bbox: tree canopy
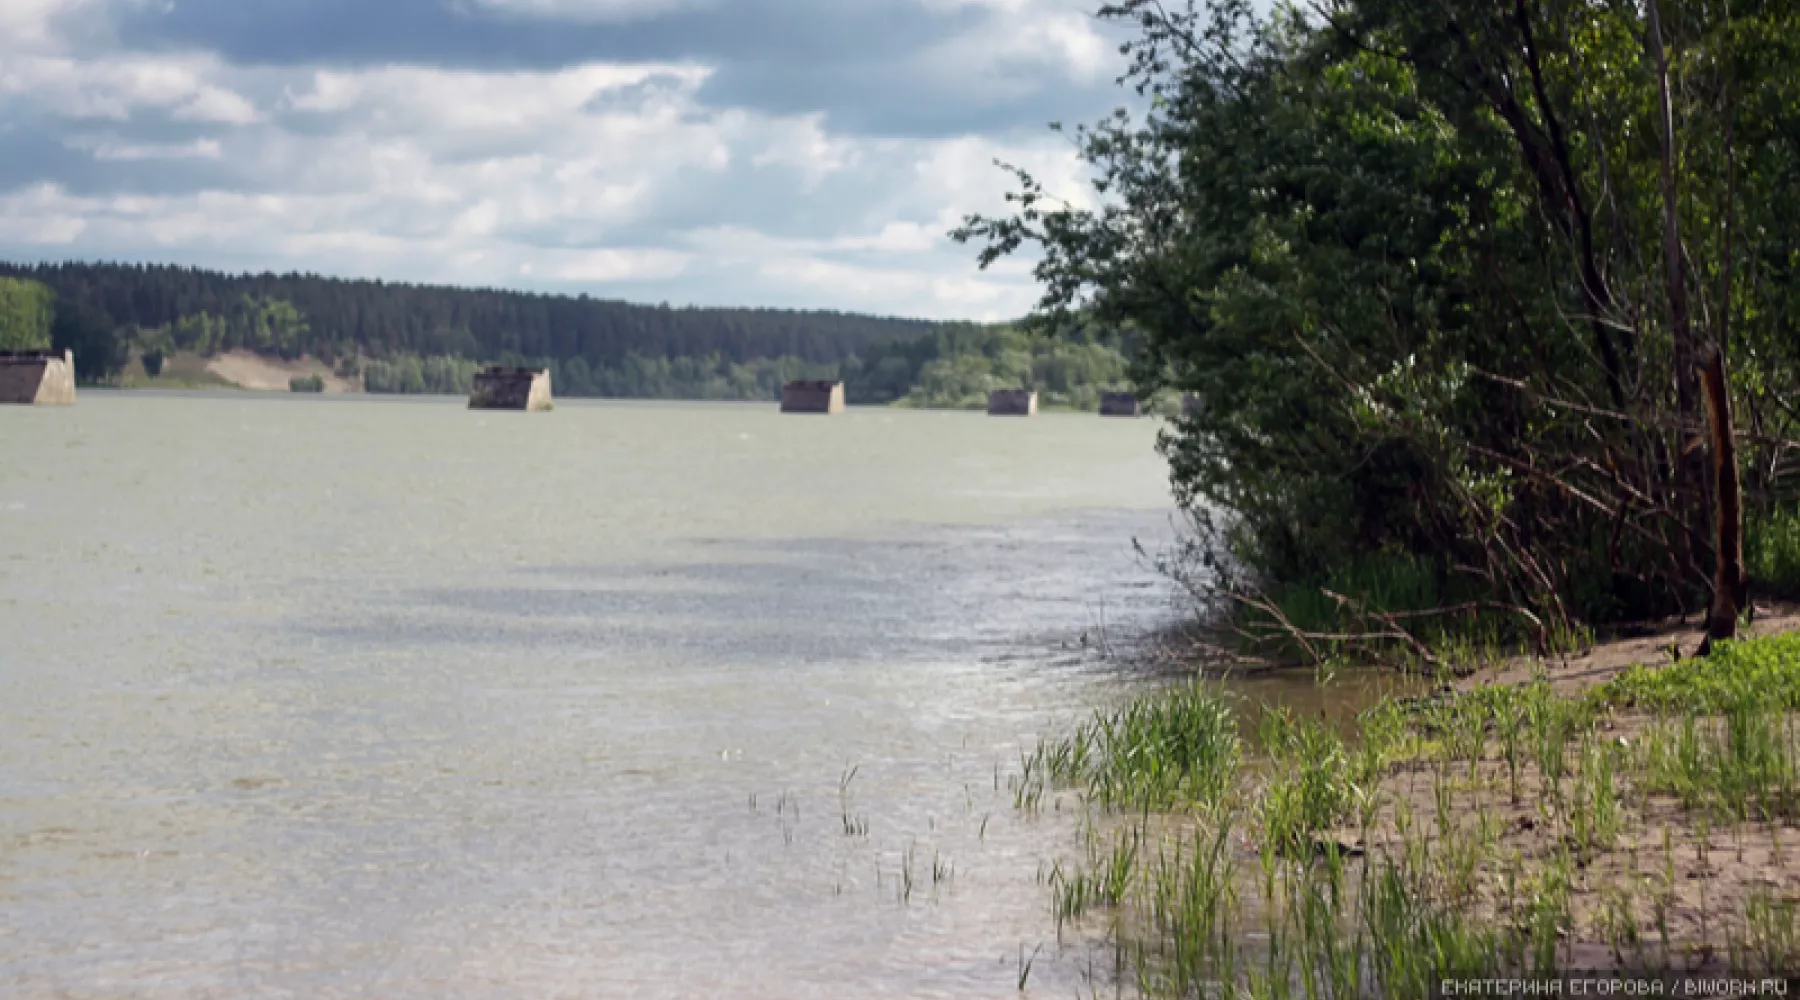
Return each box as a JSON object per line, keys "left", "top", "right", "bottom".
{"left": 50, "top": 300, "right": 126, "bottom": 383}
{"left": 957, "top": 0, "right": 1800, "bottom": 634}
{"left": 0, "top": 277, "right": 54, "bottom": 352}
{"left": 0, "top": 261, "right": 942, "bottom": 369}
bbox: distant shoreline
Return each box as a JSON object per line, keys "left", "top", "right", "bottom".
{"left": 98, "top": 348, "right": 1179, "bottom": 414}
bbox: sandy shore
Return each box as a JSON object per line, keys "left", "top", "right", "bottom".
{"left": 203, "top": 349, "right": 357, "bottom": 392}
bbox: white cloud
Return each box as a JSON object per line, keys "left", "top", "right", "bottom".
{"left": 754, "top": 253, "right": 1027, "bottom": 319}
{"left": 0, "top": 25, "right": 1091, "bottom": 319}
{"left": 282, "top": 62, "right": 707, "bottom": 131}
{"left": 0, "top": 0, "right": 95, "bottom": 52}
{"left": 914, "top": 0, "right": 1113, "bottom": 86}
{"left": 73, "top": 136, "right": 224, "bottom": 160}
{"left": 909, "top": 135, "right": 1097, "bottom": 213}
{"left": 0, "top": 54, "right": 262, "bottom": 123}
{"left": 750, "top": 115, "right": 860, "bottom": 188}
{"left": 550, "top": 248, "right": 692, "bottom": 281}
{"left": 0, "top": 183, "right": 88, "bottom": 243}
{"left": 838, "top": 221, "right": 940, "bottom": 254}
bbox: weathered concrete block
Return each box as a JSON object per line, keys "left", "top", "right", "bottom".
{"left": 987, "top": 389, "right": 1038, "bottom": 416}
{"left": 781, "top": 379, "right": 845, "bottom": 414}
{"left": 0, "top": 349, "right": 76, "bottom": 405}
{"left": 469, "top": 367, "right": 553, "bottom": 411}
{"left": 1098, "top": 391, "right": 1142, "bottom": 417}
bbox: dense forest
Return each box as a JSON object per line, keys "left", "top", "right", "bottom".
{"left": 0, "top": 262, "right": 1144, "bottom": 406}
{"left": 959, "top": 0, "right": 1800, "bottom": 644}
{"left": 0, "top": 261, "right": 938, "bottom": 367}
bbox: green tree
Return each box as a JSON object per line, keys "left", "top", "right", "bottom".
{"left": 955, "top": 0, "right": 1799, "bottom": 632}
{"left": 0, "top": 277, "right": 55, "bottom": 351}
{"left": 51, "top": 301, "right": 126, "bottom": 383}
{"left": 132, "top": 324, "right": 176, "bottom": 376}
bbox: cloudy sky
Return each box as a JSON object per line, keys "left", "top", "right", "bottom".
{"left": 0, "top": 0, "right": 1137, "bottom": 320}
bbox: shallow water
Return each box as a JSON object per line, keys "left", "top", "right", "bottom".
{"left": 2, "top": 392, "right": 1192, "bottom": 999}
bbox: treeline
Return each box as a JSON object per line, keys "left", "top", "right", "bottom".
{"left": 0, "top": 263, "right": 1150, "bottom": 408}
{"left": 845, "top": 323, "right": 1138, "bottom": 410}
{"left": 362, "top": 327, "right": 1141, "bottom": 405}
{"left": 358, "top": 352, "right": 840, "bottom": 399}
{"left": 0, "top": 261, "right": 939, "bottom": 367}
{"left": 959, "top": 0, "right": 1800, "bottom": 639}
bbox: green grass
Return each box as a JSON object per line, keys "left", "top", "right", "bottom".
{"left": 1592, "top": 632, "right": 1800, "bottom": 715}
{"left": 1027, "top": 630, "right": 1800, "bottom": 996}
{"left": 1021, "top": 678, "right": 1243, "bottom": 812}
{"left": 1255, "top": 707, "right": 1355, "bottom": 852}
{"left": 1635, "top": 694, "right": 1800, "bottom": 823}
{"left": 1735, "top": 887, "right": 1800, "bottom": 975}
{"left": 115, "top": 370, "right": 240, "bottom": 390}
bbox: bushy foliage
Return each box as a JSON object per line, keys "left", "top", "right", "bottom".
{"left": 853, "top": 323, "right": 1135, "bottom": 410}
{"left": 957, "top": 0, "right": 1800, "bottom": 628}
{"left": 50, "top": 300, "right": 125, "bottom": 383}
{"left": 0, "top": 277, "right": 54, "bottom": 351}
{"left": 1747, "top": 504, "right": 1800, "bottom": 598}
{"left": 360, "top": 355, "right": 483, "bottom": 395}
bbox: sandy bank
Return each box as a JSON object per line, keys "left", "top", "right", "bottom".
{"left": 1460, "top": 599, "right": 1800, "bottom": 696}
{"left": 203, "top": 350, "right": 357, "bottom": 392}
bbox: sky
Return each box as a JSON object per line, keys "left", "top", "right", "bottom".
{"left": 0, "top": 0, "right": 1138, "bottom": 321}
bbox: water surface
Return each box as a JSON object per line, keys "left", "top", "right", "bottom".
{"left": 1, "top": 393, "right": 1184, "bottom": 999}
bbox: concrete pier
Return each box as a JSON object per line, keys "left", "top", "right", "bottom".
{"left": 987, "top": 389, "right": 1037, "bottom": 416}
{"left": 780, "top": 380, "right": 845, "bottom": 414}
{"left": 0, "top": 349, "right": 76, "bottom": 405}
{"left": 1098, "top": 391, "right": 1142, "bottom": 417}
{"left": 469, "top": 367, "right": 553, "bottom": 410}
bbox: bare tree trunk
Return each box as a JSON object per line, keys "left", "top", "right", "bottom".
{"left": 1645, "top": 0, "right": 1711, "bottom": 594}
{"left": 1699, "top": 8, "right": 1746, "bottom": 654}
{"left": 1699, "top": 344, "right": 1745, "bottom": 652}
{"left": 1720, "top": 0, "right": 1744, "bottom": 624}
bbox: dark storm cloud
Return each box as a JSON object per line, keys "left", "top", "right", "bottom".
{"left": 110, "top": 0, "right": 981, "bottom": 71}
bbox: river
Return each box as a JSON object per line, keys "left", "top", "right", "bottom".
{"left": 1, "top": 392, "right": 1184, "bottom": 999}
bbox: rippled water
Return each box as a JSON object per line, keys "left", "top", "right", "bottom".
{"left": 1, "top": 392, "right": 1186, "bottom": 999}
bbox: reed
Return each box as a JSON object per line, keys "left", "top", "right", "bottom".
{"left": 838, "top": 764, "right": 870, "bottom": 837}
{"left": 1017, "top": 630, "right": 1800, "bottom": 997}
{"left": 1022, "top": 679, "right": 1242, "bottom": 813}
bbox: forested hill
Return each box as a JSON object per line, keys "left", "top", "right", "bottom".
{"left": 0, "top": 260, "right": 941, "bottom": 366}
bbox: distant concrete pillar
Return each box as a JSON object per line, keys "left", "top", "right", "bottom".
{"left": 469, "top": 367, "right": 553, "bottom": 410}
{"left": 1098, "top": 391, "right": 1142, "bottom": 417}
{"left": 0, "top": 349, "right": 76, "bottom": 405}
{"left": 987, "top": 389, "right": 1038, "bottom": 416}
{"left": 780, "top": 380, "right": 845, "bottom": 413}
